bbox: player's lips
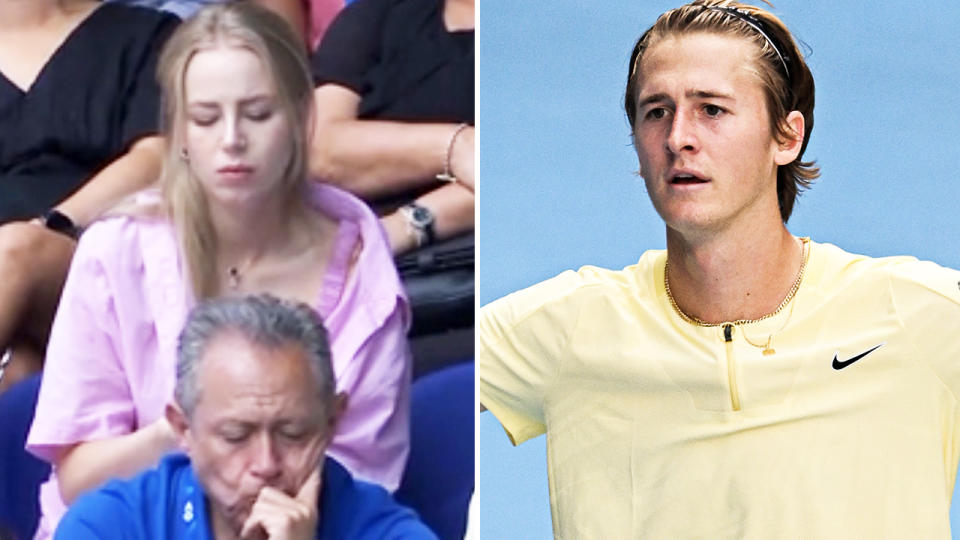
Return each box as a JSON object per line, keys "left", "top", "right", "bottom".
{"left": 668, "top": 168, "right": 710, "bottom": 186}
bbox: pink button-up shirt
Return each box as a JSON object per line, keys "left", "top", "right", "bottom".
{"left": 27, "top": 184, "right": 411, "bottom": 538}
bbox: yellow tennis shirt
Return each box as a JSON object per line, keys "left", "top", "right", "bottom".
{"left": 479, "top": 241, "right": 960, "bottom": 539}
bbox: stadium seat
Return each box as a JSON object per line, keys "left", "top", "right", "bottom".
{"left": 0, "top": 374, "right": 49, "bottom": 539}
{"left": 396, "top": 360, "right": 474, "bottom": 540}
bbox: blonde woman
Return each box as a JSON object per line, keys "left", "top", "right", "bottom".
{"left": 27, "top": 4, "right": 410, "bottom": 537}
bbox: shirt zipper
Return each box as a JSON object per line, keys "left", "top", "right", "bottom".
{"left": 723, "top": 324, "right": 741, "bottom": 411}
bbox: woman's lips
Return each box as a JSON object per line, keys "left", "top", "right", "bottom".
{"left": 216, "top": 165, "right": 254, "bottom": 181}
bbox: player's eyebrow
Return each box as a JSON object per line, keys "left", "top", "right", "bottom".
{"left": 636, "top": 89, "right": 735, "bottom": 109}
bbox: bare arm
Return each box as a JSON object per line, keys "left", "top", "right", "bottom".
{"left": 380, "top": 181, "right": 474, "bottom": 255}
{"left": 55, "top": 136, "right": 164, "bottom": 228}
{"left": 54, "top": 417, "right": 178, "bottom": 505}
{"left": 310, "top": 84, "right": 474, "bottom": 199}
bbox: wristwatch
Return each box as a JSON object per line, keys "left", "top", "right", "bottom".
{"left": 400, "top": 202, "right": 436, "bottom": 248}
{"left": 39, "top": 209, "right": 81, "bottom": 240}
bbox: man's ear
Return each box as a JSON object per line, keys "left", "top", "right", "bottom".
{"left": 774, "top": 110, "right": 805, "bottom": 166}
{"left": 165, "top": 402, "right": 190, "bottom": 451}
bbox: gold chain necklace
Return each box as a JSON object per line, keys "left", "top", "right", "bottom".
{"left": 664, "top": 237, "right": 810, "bottom": 351}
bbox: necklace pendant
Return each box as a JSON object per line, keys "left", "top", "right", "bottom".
{"left": 227, "top": 267, "right": 240, "bottom": 289}
{"left": 762, "top": 347, "right": 776, "bottom": 356}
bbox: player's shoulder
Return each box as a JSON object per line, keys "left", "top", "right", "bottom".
{"left": 484, "top": 250, "right": 663, "bottom": 323}
{"left": 814, "top": 241, "right": 960, "bottom": 306}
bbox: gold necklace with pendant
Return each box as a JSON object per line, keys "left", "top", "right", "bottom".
{"left": 664, "top": 237, "right": 810, "bottom": 355}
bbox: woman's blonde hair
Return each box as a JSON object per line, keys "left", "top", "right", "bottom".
{"left": 155, "top": 2, "right": 315, "bottom": 299}
{"left": 625, "top": 0, "right": 819, "bottom": 222}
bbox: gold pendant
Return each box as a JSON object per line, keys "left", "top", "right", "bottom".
{"left": 761, "top": 335, "right": 775, "bottom": 356}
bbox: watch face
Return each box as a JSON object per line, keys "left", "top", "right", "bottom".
{"left": 410, "top": 206, "right": 434, "bottom": 227}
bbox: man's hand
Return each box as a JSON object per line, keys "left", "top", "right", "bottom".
{"left": 240, "top": 469, "right": 321, "bottom": 540}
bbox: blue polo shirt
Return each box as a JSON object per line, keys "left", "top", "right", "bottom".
{"left": 55, "top": 454, "right": 436, "bottom": 539}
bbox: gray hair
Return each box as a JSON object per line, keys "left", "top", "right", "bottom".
{"left": 175, "top": 294, "right": 335, "bottom": 418}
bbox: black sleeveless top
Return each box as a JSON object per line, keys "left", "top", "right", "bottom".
{"left": 0, "top": 4, "right": 178, "bottom": 223}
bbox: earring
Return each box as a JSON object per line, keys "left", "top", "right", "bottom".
{"left": 179, "top": 147, "right": 189, "bottom": 162}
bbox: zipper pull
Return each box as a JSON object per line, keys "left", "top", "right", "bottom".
{"left": 723, "top": 324, "right": 733, "bottom": 342}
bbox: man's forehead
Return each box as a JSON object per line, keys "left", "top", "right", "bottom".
{"left": 202, "top": 331, "right": 305, "bottom": 362}
{"left": 636, "top": 32, "right": 760, "bottom": 95}
{"left": 195, "top": 333, "right": 316, "bottom": 401}
{"left": 642, "top": 31, "right": 758, "bottom": 64}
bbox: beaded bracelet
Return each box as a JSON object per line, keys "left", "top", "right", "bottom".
{"left": 436, "top": 123, "right": 469, "bottom": 183}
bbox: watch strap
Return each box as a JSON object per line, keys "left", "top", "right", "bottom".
{"left": 40, "top": 209, "right": 81, "bottom": 240}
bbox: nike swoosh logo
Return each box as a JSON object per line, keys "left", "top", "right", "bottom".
{"left": 832, "top": 342, "right": 885, "bottom": 370}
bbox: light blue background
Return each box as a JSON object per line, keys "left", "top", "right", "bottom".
{"left": 476, "top": 2, "right": 960, "bottom": 538}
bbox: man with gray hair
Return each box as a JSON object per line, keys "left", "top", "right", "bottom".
{"left": 55, "top": 294, "right": 435, "bottom": 539}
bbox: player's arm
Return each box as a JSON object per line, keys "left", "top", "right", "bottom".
{"left": 477, "top": 271, "right": 588, "bottom": 444}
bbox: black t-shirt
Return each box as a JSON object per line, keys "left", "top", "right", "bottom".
{"left": 312, "top": 0, "right": 475, "bottom": 338}
{"left": 311, "top": 0, "right": 474, "bottom": 125}
{"left": 0, "top": 4, "right": 178, "bottom": 223}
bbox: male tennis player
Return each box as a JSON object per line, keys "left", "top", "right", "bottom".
{"left": 479, "top": 1, "right": 960, "bottom": 537}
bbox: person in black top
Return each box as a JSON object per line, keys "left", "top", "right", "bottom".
{"left": 310, "top": 0, "right": 474, "bottom": 363}
{"left": 310, "top": 0, "right": 474, "bottom": 256}
{"left": 0, "top": 0, "right": 177, "bottom": 392}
